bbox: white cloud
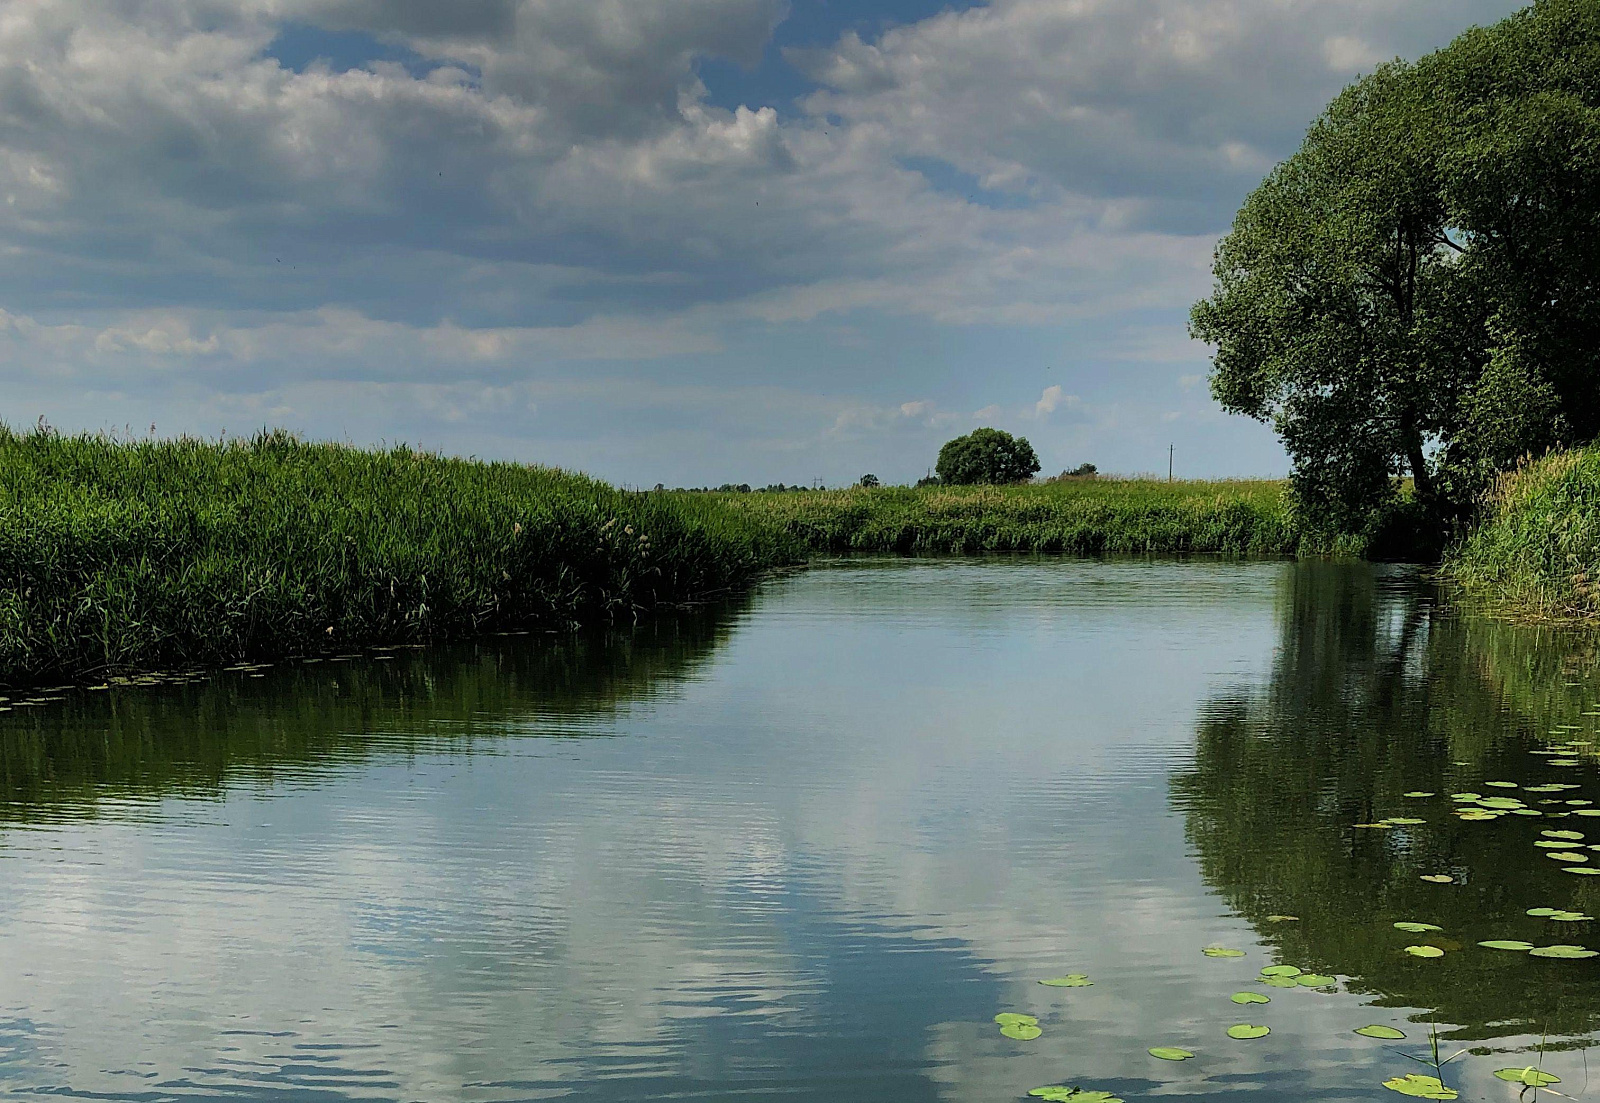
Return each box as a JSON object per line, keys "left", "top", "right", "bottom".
{"left": 1034, "top": 384, "right": 1081, "bottom": 418}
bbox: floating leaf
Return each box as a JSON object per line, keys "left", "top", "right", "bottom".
{"left": 1383, "top": 1074, "right": 1458, "bottom": 1099}
{"left": 1404, "top": 945, "right": 1444, "bottom": 958}
{"left": 1226, "top": 1024, "right": 1270, "bottom": 1039}
{"left": 1000, "top": 1021, "right": 1042, "bottom": 1040}
{"left": 1148, "top": 1047, "right": 1194, "bottom": 1061}
{"left": 1261, "top": 975, "right": 1301, "bottom": 988}
{"left": 1478, "top": 940, "right": 1535, "bottom": 951}
{"left": 1543, "top": 830, "right": 1586, "bottom": 840}
{"left": 1029, "top": 1088, "right": 1124, "bottom": 1102}
{"left": 1551, "top": 760, "right": 1582, "bottom": 767}
{"left": 1403, "top": 792, "right": 1435, "bottom": 798}
{"left": 1202, "top": 946, "right": 1246, "bottom": 958}
{"left": 1393, "top": 922, "right": 1442, "bottom": 933}
{"left": 1528, "top": 908, "right": 1560, "bottom": 916}
{"left": 1575, "top": 809, "right": 1600, "bottom": 817}
{"left": 1457, "top": 811, "right": 1499, "bottom": 821}
{"left": 1493, "top": 1068, "right": 1562, "bottom": 1087}
{"left": 1450, "top": 793, "right": 1482, "bottom": 801}
{"left": 1355, "top": 1025, "right": 1407, "bottom": 1040}
{"left": 1536, "top": 841, "right": 1577, "bottom": 848}
{"left": 1383, "top": 817, "right": 1427, "bottom": 826}
{"left": 1297, "top": 973, "right": 1337, "bottom": 987}
{"left": 1040, "top": 975, "right": 1093, "bottom": 987}
{"left": 1529, "top": 944, "right": 1600, "bottom": 958}
{"left": 1549, "top": 912, "right": 1593, "bottom": 922}
{"left": 1513, "top": 809, "right": 1546, "bottom": 817}
{"left": 1230, "top": 991, "right": 1270, "bottom": 1005}
{"left": 1548, "top": 852, "right": 1588, "bottom": 862}
{"left": 1485, "top": 781, "right": 1520, "bottom": 788}
{"left": 1260, "top": 965, "right": 1302, "bottom": 977}
{"left": 1420, "top": 875, "right": 1455, "bottom": 884}
{"left": 1265, "top": 915, "right": 1299, "bottom": 923}
{"left": 1564, "top": 867, "right": 1600, "bottom": 876}
{"left": 1480, "top": 797, "right": 1526, "bottom": 810}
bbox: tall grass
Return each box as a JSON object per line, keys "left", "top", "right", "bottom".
{"left": 0, "top": 427, "right": 799, "bottom": 685}
{"left": 714, "top": 479, "right": 1296, "bottom": 555}
{"left": 1449, "top": 448, "right": 1600, "bottom": 620}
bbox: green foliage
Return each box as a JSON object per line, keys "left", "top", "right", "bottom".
{"left": 1450, "top": 447, "right": 1600, "bottom": 619}
{"left": 0, "top": 426, "right": 799, "bottom": 685}
{"left": 715, "top": 479, "right": 1298, "bottom": 556}
{"left": 1193, "top": 0, "right": 1600, "bottom": 536}
{"left": 934, "top": 428, "right": 1040, "bottom": 486}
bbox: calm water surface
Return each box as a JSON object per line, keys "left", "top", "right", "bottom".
{"left": 2, "top": 559, "right": 1599, "bottom": 1102}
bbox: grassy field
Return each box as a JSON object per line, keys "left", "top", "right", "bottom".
{"left": 1449, "top": 448, "right": 1600, "bottom": 620}
{"left": 712, "top": 479, "right": 1297, "bottom": 555}
{"left": 0, "top": 428, "right": 799, "bottom": 686}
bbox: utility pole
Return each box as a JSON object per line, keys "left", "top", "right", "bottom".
{"left": 1168, "top": 444, "right": 1174, "bottom": 483}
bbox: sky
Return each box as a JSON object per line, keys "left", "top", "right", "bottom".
{"left": 0, "top": 0, "right": 1527, "bottom": 486}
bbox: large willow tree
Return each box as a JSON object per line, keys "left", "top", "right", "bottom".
{"left": 1192, "top": 0, "right": 1600, "bottom": 535}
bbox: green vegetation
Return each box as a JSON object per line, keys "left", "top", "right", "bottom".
{"left": 934, "top": 427, "right": 1041, "bottom": 485}
{"left": 1193, "top": 0, "right": 1600, "bottom": 541}
{"left": 1450, "top": 448, "right": 1600, "bottom": 620}
{"left": 717, "top": 479, "right": 1297, "bottom": 555}
{"left": 0, "top": 427, "right": 798, "bottom": 686}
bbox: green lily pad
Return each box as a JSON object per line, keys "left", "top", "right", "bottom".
{"left": 1513, "top": 809, "right": 1546, "bottom": 817}
{"left": 1478, "top": 940, "right": 1535, "bottom": 950}
{"left": 1548, "top": 852, "right": 1588, "bottom": 862}
{"left": 1265, "top": 915, "right": 1299, "bottom": 922}
{"left": 1528, "top": 907, "right": 1561, "bottom": 916}
{"left": 1577, "top": 809, "right": 1600, "bottom": 816}
{"left": 1543, "top": 830, "right": 1586, "bottom": 840}
{"left": 1226, "top": 1023, "right": 1270, "bottom": 1039}
{"left": 1148, "top": 1047, "right": 1194, "bottom": 1061}
{"left": 1404, "top": 945, "right": 1444, "bottom": 958}
{"left": 1260, "top": 965, "right": 1302, "bottom": 977}
{"left": 1202, "top": 946, "right": 1246, "bottom": 958}
{"left": 1383, "top": 817, "right": 1426, "bottom": 826}
{"left": 1297, "top": 973, "right": 1337, "bottom": 987}
{"left": 1420, "top": 875, "right": 1455, "bottom": 884}
{"left": 1230, "top": 991, "right": 1271, "bottom": 1004}
{"left": 1261, "top": 975, "right": 1300, "bottom": 988}
{"left": 1383, "top": 1073, "right": 1457, "bottom": 1099}
{"left": 1450, "top": 793, "right": 1482, "bottom": 801}
{"left": 1029, "top": 1088, "right": 1124, "bottom": 1103}
{"left": 1494, "top": 1068, "right": 1562, "bottom": 1087}
{"left": 1479, "top": 797, "right": 1526, "bottom": 809}
{"left": 1536, "top": 840, "right": 1578, "bottom": 848}
{"left": 1039, "top": 975, "right": 1093, "bottom": 987}
{"left": 1484, "top": 781, "right": 1520, "bottom": 788}
{"left": 1549, "top": 911, "right": 1593, "bottom": 921}
{"left": 1403, "top": 792, "right": 1435, "bottom": 798}
{"left": 1355, "top": 1024, "right": 1407, "bottom": 1039}
{"left": 1551, "top": 759, "right": 1582, "bottom": 766}
{"left": 1529, "top": 944, "right": 1599, "bottom": 958}
{"left": 1457, "top": 811, "right": 1499, "bottom": 821}
{"left": 1565, "top": 867, "right": 1600, "bottom": 875}
{"left": 1393, "top": 922, "right": 1442, "bottom": 933}
{"left": 996, "top": 1012, "right": 1041, "bottom": 1038}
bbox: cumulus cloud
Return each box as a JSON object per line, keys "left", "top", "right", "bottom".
{"left": 0, "top": 0, "right": 1526, "bottom": 481}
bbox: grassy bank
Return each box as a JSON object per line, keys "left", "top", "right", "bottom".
{"left": 1449, "top": 448, "right": 1600, "bottom": 621}
{"left": 0, "top": 428, "right": 798, "bottom": 686}
{"left": 713, "top": 479, "right": 1297, "bottom": 555}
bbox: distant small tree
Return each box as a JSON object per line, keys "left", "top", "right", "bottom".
{"left": 914, "top": 474, "right": 940, "bottom": 488}
{"left": 1070, "top": 463, "right": 1097, "bottom": 477}
{"left": 935, "top": 428, "right": 1040, "bottom": 485}
{"left": 859, "top": 473, "right": 880, "bottom": 488}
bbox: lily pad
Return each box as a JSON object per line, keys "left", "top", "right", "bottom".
{"left": 1261, "top": 975, "right": 1301, "bottom": 988}
{"left": 1355, "top": 1025, "right": 1407, "bottom": 1040}
{"left": 1548, "top": 852, "right": 1588, "bottom": 862}
{"left": 1420, "top": 875, "right": 1455, "bottom": 884}
{"left": 1528, "top": 907, "right": 1561, "bottom": 916}
{"left": 1549, "top": 911, "right": 1593, "bottom": 922}
{"left": 1202, "top": 946, "right": 1246, "bottom": 958}
{"left": 1230, "top": 991, "right": 1270, "bottom": 1005}
{"left": 1564, "top": 867, "right": 1600, "bottom": 875}
{"left": 1493, "top": 1068, "right": 1562, "bottom": 1087}
{"left": 1383, "top": 817, "right": 1426, "bottom": 826}
{"left": 1383, "top": 1074, "right": 1457, "bottom": 1099}
{"left": 1226, "top": 1023, "right": 1270, "bottom": 1039}
{"left": 1543, "top": 830, "right": 1586, "bottom": 840}
{"left": 1576, "top": 809, "right": 1600, "bottom": 817}
{"left": 1529, "top": 944, "right": 1600, "bottom": 958}
{"left": 996, "top": 1012, "right": 1042, "bottom": 1039}
{"left": 1040, "top": 975, "right": 1093, "bottom": 987}
{"left": 1393, "top": 922, "right": 1442, "bottom": 933}
{"left": 1478, "top": 940, "right": 1535, "bottom": 951}
{"left": 1484, "top": 781, "right": 1520, "bottom": 788}
{"left": 1297, "top": 973, "right": 1337, "bottom": 987}
{"left": 1480, "top": 797, "right": 1526, "bottom": 809}
{"left": 1265, "top": 915, "right": 1299, "bottom": 923}
{"left": 1403, "top": 792, "right": 1435, "bottom": 798}
{"left": 1148, "top": 1047, "right": 1194, "bottom": 1061}
{"left": 1260, "top": 965, "right": 1302, "bottom": 977}
{"left": 1450, "top": 793, "right": 1482, "bottom": 801}
{"left": 1457, "top": 811, "right": 1499, "bottom": 821}
{"left": 1404, "top": 945, "right": 1444, "bottom": 958}
{"left": 1029, "top": 1089, "right": 1123, "bottom": 1103}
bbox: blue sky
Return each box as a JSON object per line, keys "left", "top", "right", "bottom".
{"left": 0, "top": 0, "right": 1525, "bottom": 485}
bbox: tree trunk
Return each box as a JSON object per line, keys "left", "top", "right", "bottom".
{"left": 1400, "top": 414, "right": 1433, "bottom": 501}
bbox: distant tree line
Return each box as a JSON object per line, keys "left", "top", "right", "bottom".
{"left": 1192, "top": 0, "right": 1600, "bottom": 542}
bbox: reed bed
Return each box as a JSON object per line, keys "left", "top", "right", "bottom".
{"left": 713, "top": 480, "right": 1296, "bottom": 555}
{"left": 0, "top": 428, "right": 799, "bottom": 685}
{"left": 1449, "top": 448, "right": 1600, "bottom": 621}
